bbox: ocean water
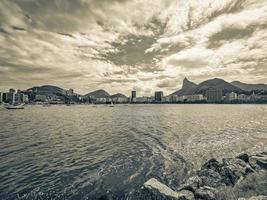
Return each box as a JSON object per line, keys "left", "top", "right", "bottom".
{"left": 0, "top": 104, "right": 266, "bottom": 199}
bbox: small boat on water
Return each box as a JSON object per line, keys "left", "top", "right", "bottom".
{"left": 109, "top": 102, "right": 114, "bottom": 107}
{"left": 4, "top": 103, "right": 25, "bottom": 110}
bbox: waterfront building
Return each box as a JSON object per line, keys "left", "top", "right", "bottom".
{"left": 251, "top": 91, "right": 257, "bottom": 101}
{"left": 6, "top": 91, "right": 15, "bottom": 104}
{"left": 131, "top": 91, "right": 136, "bottom": 98}
{"left": 131, "top": 91, "right": 136, "bottom": 102}
{"left": 154, "top": 91, "right": 163, "bottom": 103}
{"left": 9, "top": 88, "right": 15, "bottom": 93}
{"left": 147, "top": 97, "right": 154, "bottom": 103}
{"left": 186, "top": 94, "right": 205, "bottom": 102}
{"left": 2, "top": 93, "right": 8, "bottom": 103}
{"left": 226, "top": 92, "right": 238, "bottom": 101}
{"left": 0, "top": 92, "right": 3, "bottom": 103}
{"left": 95, "top": 97, "right": 108, "bottom": 104}
{"left": 35, "top": 94, "right": 47, "bottom": 102}
{"left": 237, "top": 94, "right": 250, "bottom": 102}
{"left": 132, "top": 97, "right": 148, "bottom": 103}
{"left": 171, "top": 95, "right": 185, "bottom": 103}
{"left": 258, "top": 95, "right": 267, "bottom": 101}
{"left": 205, "top": 88, "right": 222, "bottom": 102}
{"left": 22, "top": 94, "right": 29, "bottom": 103}
{"left": 14, "top": 93, "right": 21, "bottom": 104}
{"left": 67, "top": 89, "right": 74, "bottom": 96}
{"left": 111, "top": 97, "right": 128, "bottom": 103}
{"left": 162, "top": 96, "right": 171, "bottom": 103}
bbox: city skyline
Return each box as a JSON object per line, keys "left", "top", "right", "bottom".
{"left": 1, "top": 0, "right": 267, "bottom": 96}
{"left": 1, "top": 76, "right": 267, "bottom": 97}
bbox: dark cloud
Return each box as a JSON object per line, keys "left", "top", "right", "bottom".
{"left": 97, "top": 34, "right": 156, "bottom": 66}
{"left": 206, "top": 0, "right": 246, "bottom": 22}
{"left": 101, "top": 78, "right": 137, "bottom": 84}
{"left": 157, "top": 78, "right": 179, "bottom": 89}
{"left": 0, "top": 0, "right": 266, "bottom": 94}
{"left": 207, "top": 26, "right": 263, "bottom": 49}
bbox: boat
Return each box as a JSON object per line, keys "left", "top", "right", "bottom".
{"left": 109, "top": 102, "right": 114, "bottom": 107}
{"left": 4, "top": 103, "right": 25, "bottom": 110}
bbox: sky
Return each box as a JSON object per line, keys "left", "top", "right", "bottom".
{"left": 0, "top": 0, "right": 267, "bottom": 96}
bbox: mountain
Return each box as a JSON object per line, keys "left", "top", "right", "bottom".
{"left": 27, "top": 85, "right": 65, "bottom": 94}
{"left": 193, "top": 78, "right": 242, "bottom": 94}
{"left": 172, "top": 77, "right": 197, "bottom": 96}
{"left": 110, "top": 93, "right": 127, "bottom": 98}
{"left": 182, "top": 77, "right": 197, "bottom": 90}
{"left": 231, "top": 81, "right": 267, "bottom": 91}
{"left": 85, "top": 89, "right": 110, "bottom": 98}
{"left": 172, "top": 78, "right": 242, "bottom": 96}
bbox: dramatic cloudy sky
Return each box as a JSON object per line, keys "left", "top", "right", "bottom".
{"left": 0, "top": 0, "right": 267, "bottom": 95}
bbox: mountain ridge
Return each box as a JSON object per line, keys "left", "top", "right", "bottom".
{"left": 172, "top": 78, "right": 243, "bottom": 96}
{"left": 110, "top": 93, "right": 127, "bottom": 98}
{"left": 231, "top": 81, "right": 267, "bottom": 91}
{"left": 85, "top": 89, "right": 110, "bottom": 98}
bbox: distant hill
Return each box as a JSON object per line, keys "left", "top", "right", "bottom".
{"left": 27, "top": 85, "right": 65, "bottom": 94}
{"left": 231, "top": 81, "right": 267, "bottom": 91}
{"left": 110, "top": 93, "right": 127, "bottom": 98}
{"left": 85, "top": 89, "right": 110, "bottom": 98}
{"left": 172, "top": 78, "right": 242, "bottom": 96}
{"left": 194, "top": 78, "right": 242, "bottom": 94}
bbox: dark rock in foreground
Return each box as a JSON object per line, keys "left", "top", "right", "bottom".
{"left": 136, "top": 152, "right": 267, "bottom": 200}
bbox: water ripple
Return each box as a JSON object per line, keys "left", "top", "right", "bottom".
{"left": 0, "top": 104, "right": 266, "bottom": 199}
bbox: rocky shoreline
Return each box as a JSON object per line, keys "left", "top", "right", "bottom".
{"left": 134, "top": 152, "right": 267, "bottom": 200}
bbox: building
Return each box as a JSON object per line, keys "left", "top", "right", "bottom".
{"left": 2, "top": 93, "right": 8, "bottom": 103}
{"left": 22, "top": 94, "right": 29, "bottom": 103}
{"left": 147, "top": 96, "right": 154, "bottom": 103}
{"left": 66, "top": 89, "right": 74, "bottom": 96}
{"left": 9, "top": 88, "right": 15, "bottom": 93}
{"left": 186, "top": 94, "right": 205, "bottom": 102}
{"left": 0, "top": 92, "right": 3, "bottom": 103}
{"left": 132, "top": 97, "right": 148, "bottom": 103}
{"left": 237, "top": 94, "right": 250, "bottom": 102}
{"left": 131, "top": 91, "right": 136, "bottom": 102}
{"left": 226, "top": 92, "right": 238, "bottom": 101}
{"left": 95, "top": 97, "right": 108, "bottom": 104}
{"left": 35, "top": 94, "right": 47, "bottom": 102}
{"left": 161, "top": 96, "right": 171, "bottom": 103}
{"left": 6, "top": 91, "right": 15, "bottom": 104}
{"left": 154, "top": 91, "right": 163, "bottom": 103}
{"left": 111, "top": 97, "right": 128, "bottom": 103}
{"left": 171, "top": 95, "right": 185, "bottom": 103}
{"left": 205, "top": 88, "right": 222, "bottom": 102}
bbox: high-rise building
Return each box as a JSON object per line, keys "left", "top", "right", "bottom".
{"left": 155, "top": 91, "right": 163, "bottom": 103}
{"left": 67, "top": 89, "right": 74, "bottom": 96}
{"left": 131, "top": 91, "right": 136, "bottom": 99}
{"left": 9, "top": 88, "right": 15, "bottom": 93}
{"left": 226, "top": 92, "right": 238, "bottom": 102}
{"left": 205, "top": 88, "right": 222, "bottom": 102}
{"left": 0, "top": 92, "right": 3, "bottom": 103}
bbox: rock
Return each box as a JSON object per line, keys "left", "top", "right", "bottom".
{"left": 177, "top": 190, "right": 195, "bottom": 200}
{"left": 194, "top": 186, "right": 217, "bottom": 200}
{"left": 141, "top": 178, "right": 195, "bottom": 200}
{"left": 238, "top": 195, "right": 267, "bottom": 200}
{"left": 237, "top": 153, "right": 250, "bottom": 163}
{"left": 197, "top": 169, "right": 225, "bottom": 188}
{"left": 178, "top": 176, "right": 203, "bottom": 192}
{"left": 219, "top": 158, "right": 254, "bottom": 185}
{"left": 249, "top": 153, "right": 267, "bottom": 170}
{"left": 201, "top": 158, "right": 221, "bottom": 171}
